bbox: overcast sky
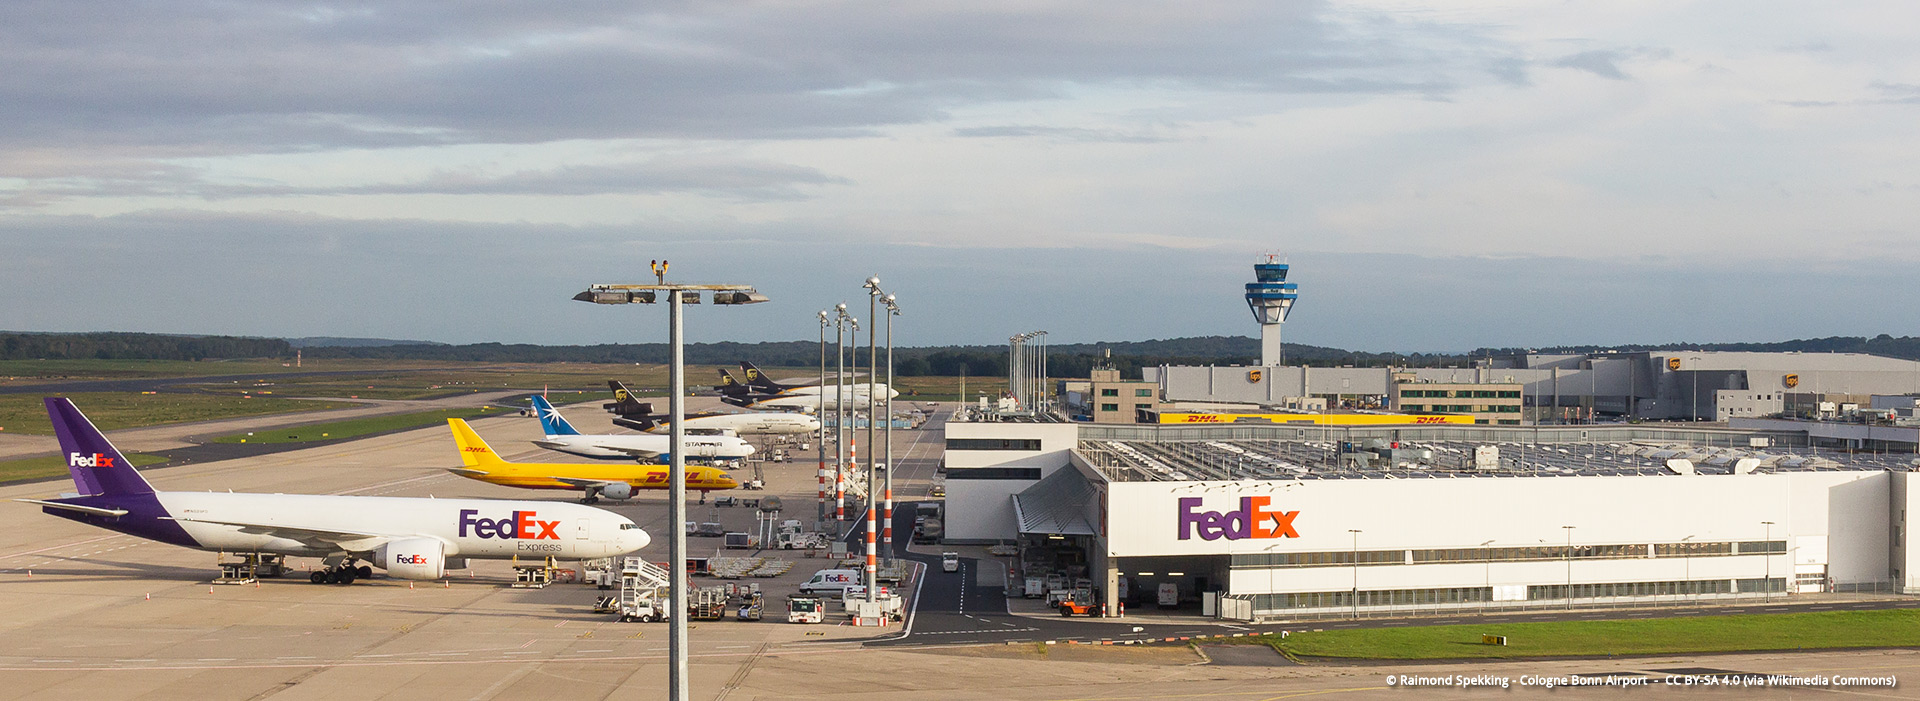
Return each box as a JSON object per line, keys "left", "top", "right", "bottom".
{"left": 2, "top": 1, "right": 1916, "bottom": 352}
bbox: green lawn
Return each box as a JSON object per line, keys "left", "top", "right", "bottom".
{"left": 0, "top": 358, "right": 301, "bottom": 384}
{"left": 1261, "top": 609, "right": 1920, "bottom": 659}
{"left": 0, "top": 393, "right": 351, "bottom": 435}
{"left": 0, "top": 452, "right": 171, "bottom": 484}
{"left": 211, "top": 406, "right": 510, "bottom": 444}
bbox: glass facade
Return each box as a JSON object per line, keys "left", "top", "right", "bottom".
{"left": 1230, "top": 540, "right": 1785, "bottom": 569}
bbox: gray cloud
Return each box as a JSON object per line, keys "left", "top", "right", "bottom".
{"left": 0, "top": 158, "right": 846, "bottom": 206}
{"left": 952, "top": 125, "right": 1182, "bottom": 143}
{"left": 1551, "top": 50, "right": 1631, "bottom": 80}
{"left": 1871, "top": 82, "right": 1920, "bottom": 104}
{"left": 0, "top": 1, "right": 1509, "bottom": 157}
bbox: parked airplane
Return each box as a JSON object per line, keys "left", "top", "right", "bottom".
{"left": 16, "top": 398, "right": 649, "bottom": 585}
{"left": 604, "top": 381, "right": 821, "bottom": 436}
{"left": 530, "top": 395, "right": 754, "bottom": 461}
{"left": 740, "top": 361, "right": 898, "bottom": 400}
{"left": 447, "top": 419, "right": 738, "bottom": 503}
{"left": 715, "top": 364, "right": 895, "bottom": 411}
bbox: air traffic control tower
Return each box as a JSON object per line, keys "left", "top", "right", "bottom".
{"left": 1245, "top": 256, "right": 1298, "bottom": 366}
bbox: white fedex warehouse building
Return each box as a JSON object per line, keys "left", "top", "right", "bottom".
{"left": 943, "top": 420, "right": 1920, "bottom": 619}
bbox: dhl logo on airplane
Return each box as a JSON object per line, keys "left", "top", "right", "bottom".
{"left": 1155, "top": 413, "right": 1473, "bottom": 426}
{"left": 639, "top": 473, "right": 722, "bottom": 485}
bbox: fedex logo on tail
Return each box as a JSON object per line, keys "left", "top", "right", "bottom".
{"left": 1176, "top": 497, "right": 1299, "bottom": 541}
{"left": 68, "top": 452, "right": 116, "bottom": 468}
{"left": 458, "top": 509, "right": 560, "bottom": 540}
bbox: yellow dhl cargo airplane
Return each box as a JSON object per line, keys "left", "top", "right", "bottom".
{"left": 446, "top": 419, "right": 739, "bottom": 504}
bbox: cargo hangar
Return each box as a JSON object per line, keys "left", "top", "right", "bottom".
{"left": 940, "top": 259, "right": 1920, "bottom": 621}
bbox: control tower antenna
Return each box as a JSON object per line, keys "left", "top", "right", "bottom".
{"left": 1245, "top": 253, "right": 1298, "bottom": 367}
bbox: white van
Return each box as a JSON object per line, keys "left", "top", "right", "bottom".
{"left": 799, "top": 569, "right": 861, "bottom": 595}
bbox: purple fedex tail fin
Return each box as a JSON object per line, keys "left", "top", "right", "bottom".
{"left": 45, "top": 397, "right": 155, "bottom": 496}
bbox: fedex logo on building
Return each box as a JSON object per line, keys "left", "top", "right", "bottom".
{"left": 458, "top": 509, "right": 560, "bottom": 540}
{"left": 1177, "top": 497, "right": 1299, "bottom": 541}
{"left": 68, "top": 452, "right": 116, "bottom": 468}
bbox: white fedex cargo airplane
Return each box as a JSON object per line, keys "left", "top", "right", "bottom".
{"left": 18, "top": 398, "right": 650, "bottom": 584}
{"left": 529, "top": 396, "right": 755, "bottom": 460}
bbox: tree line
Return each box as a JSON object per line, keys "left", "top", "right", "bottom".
{"left": 9, "top": 331, "right": 1920, "bottom": 378}
{"left": 0, "top": 332, "right": 291, "bottom": 361}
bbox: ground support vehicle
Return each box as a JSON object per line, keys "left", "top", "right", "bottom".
{"left": 214, "top": 552, "right": 288, "bottom": 584}
{"left": 690, "top": 587, "right": 729, "bottom": 621}
{"left": 615, "top": 557, "right": 675, "bottom": 622}
{"left": 787, "top": 596, "right": 824, "bottom": 624}
{"left": 1058, "top": 596, "right": 1099, "bottom": 617}
{"left": 942, "top": 552, "right": 960, "bottom": 573}
{"left": 581, "top": 558, "right": 617, "bottom": 589}
{"left": 736, "top": 592, "right": 764, "bottom": 621}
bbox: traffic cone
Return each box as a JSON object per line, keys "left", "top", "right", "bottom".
{"left": 443, "top": 580, "right": 450, "bottom": 588}
{"left": 409, "top": 582, "right": 415, "bottom": 590}
{"left": 144, "top": 592, "right": 150, "bottom": 601}
{"left": 208, "top": 587, "right": 214, "bottom": 595}
{"left": 25, "top": 570, "right": 30, "bottom": 577}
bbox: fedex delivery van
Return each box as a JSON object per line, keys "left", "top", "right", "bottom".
{"left": 799, "top": 569, "right": 861, "bottom": 595}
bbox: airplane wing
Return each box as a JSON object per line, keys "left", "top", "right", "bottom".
{"left": 595, "top": 444, "right": 663, "bottom": 459}
{"left": 550, "top": 476, "right": 614, "bottom": 489}
{"left": 163, "top": 516, "right": 391, "bottom": 551}
{"left": 13, "top": 499, "right": 129, "bottom": 517}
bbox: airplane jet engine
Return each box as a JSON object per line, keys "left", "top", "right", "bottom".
{"left": 599, "top": 482, "right": 634, "bottom": 500}
{"left": 378, "top": 537, "right": 448, "bottom": 580}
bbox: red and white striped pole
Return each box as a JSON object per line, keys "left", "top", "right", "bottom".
{"left": 881, "top": 475, "right": 893, "bottom": 556}
{"left": 838, "top": 433, "right": 853, "bottom": 523}
{"left": 864, "top": 476, "right": 878, "bottom": 597}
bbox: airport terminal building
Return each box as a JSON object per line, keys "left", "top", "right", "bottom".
{"left": 944, "top": 419, "right": 1920, "bottom": 620}
{"left": 1154, "top": 351, "right": 1920, "bottom": 423}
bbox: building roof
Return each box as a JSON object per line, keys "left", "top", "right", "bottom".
{"left": 1010, "top": 468, "right": 1099, "bottom": 536}
{"left": 1078, "top": 438, "right": 1917, "bottom": 483}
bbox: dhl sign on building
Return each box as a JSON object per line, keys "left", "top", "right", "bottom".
{"left": 1149, "top": 412, "right": 1473, "bottom": 426}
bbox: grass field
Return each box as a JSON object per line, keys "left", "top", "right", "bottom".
{"left": 0, "top": 393, "right": 351, "bottom": 435}
{"left": 210, "top": 406, "right": 510, "bottom": 444}
{"left": 187, "top": 361, "right": 735, "bottom": 400}
{"left": 0, "top": 452, "right": 171, "bottom": 484}
{"left": 1260, "top": 609, "right": 1920, "bottom": 660}
{"left": 0, "top": 359, "right": 303, "bottom": 385}
{"left": 889, "top": 375, "right": 1008, "bottom": 402}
